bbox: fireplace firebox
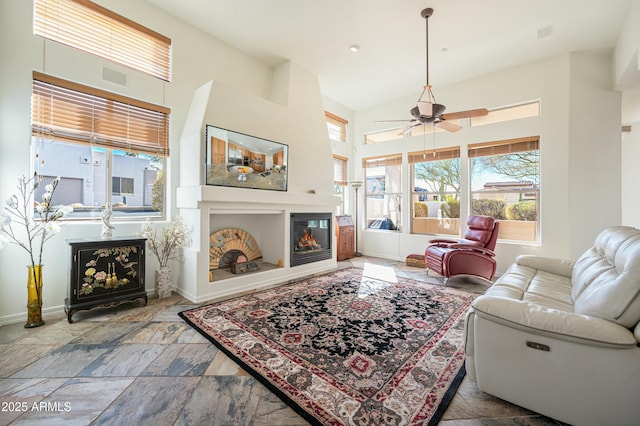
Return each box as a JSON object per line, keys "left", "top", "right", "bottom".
{"left": 290, "top": 213, "right": 332, "bottom": 266}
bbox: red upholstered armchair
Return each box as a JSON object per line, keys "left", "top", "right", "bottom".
{"left": 425, "top": 215, "right": 500, "bottom": 281}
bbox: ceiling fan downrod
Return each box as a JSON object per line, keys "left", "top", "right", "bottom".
{"left": 422, "top": 7, "right": 433, "bottom": 88}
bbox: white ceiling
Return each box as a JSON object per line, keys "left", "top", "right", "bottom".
{"left": 147, "top": 0, "right": 633, "bottom": 111}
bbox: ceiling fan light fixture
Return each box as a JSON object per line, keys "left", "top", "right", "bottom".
{"left": 417, "top": 101, "right": 433, "bottom": 117}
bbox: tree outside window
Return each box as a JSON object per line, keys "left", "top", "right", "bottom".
{"left": 410, "top": 148, "right": 461, "bottom": 236}
{"left": 469, "top": 137, "right": 540, "bottom": 242}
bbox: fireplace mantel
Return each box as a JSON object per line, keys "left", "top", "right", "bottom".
{"left": 177, "top": 185, "right": 338, "bottom": 209}
{"left": 176, "top": 185, "right": 339, "bottom": 303}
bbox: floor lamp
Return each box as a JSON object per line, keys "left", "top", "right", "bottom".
{"left": 350, "top": 181, "right": 363, "bottom": 257}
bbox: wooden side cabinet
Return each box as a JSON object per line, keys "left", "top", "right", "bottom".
{"left": 65, "top": 237, "right": 147, "bottom": 323}
{"left": 336, "top": 215, "right": 355, "bottom": 261}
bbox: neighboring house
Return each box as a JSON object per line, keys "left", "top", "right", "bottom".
{"left": 478, "top": 181, "right": 539, "bottom": 203}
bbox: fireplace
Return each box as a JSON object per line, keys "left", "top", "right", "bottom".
{"left": 290, "top": 212, "right": 332, "bottom": 266}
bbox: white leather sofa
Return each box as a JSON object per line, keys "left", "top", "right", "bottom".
{"left": 465, "top": 226, "right": 640, "bottom": 426}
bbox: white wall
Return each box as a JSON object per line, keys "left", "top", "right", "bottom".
{"left": 568, "top": 53, "right": 622, "bottom": 258}
{"left": 352, "top": 52, "right": 622, "bottom": 270}
{"left": 618, "top": 1, "right": 640, "bottom": 230}
{"left": 0, "top": 0, "right": 277, "bottom": 323}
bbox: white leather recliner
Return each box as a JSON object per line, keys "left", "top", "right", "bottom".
{"left": 465, "top": 226, "right": 640, "bottom": 426}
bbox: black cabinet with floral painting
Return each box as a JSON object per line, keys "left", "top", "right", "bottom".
{"left": 65, "top": 237, "right": 147, "bottom": 323}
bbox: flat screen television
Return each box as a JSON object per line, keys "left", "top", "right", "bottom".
{"left": 205, "top": 125, "right": 288, "bottom": 192}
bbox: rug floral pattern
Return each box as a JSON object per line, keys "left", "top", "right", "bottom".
{"left": 180, "top": 267, "right": 475, "bottom": 425}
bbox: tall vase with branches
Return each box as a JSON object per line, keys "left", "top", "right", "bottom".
{"left": 0, "top": 174, "right": 72, "bottom": 327}
{"left": 139, "top": 216, "right": 190, "bottom": 298}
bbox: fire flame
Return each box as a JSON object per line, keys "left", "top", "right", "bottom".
{"left": 297, "top": 228, "right": 321, "bottom": 250}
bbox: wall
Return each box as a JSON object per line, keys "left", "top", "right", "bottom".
{"left": 0, "top": 0, "right": 276, "bottom": 324}
{"left": 618, "top": 1, "right": 640, "bottom": 229}
{"left": 568, "top": 53, "right": 622, "bottom": 258}
{"left": 351, "top": 52, "right": 621, "bottom": 270}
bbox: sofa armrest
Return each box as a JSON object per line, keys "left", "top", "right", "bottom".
{"left": 471, "top": 295, "right": 637, "bottom": 348}
{"left": 515, "top": 255, "right": 574, "bottom": 277}
{"left": 428, "top": 238, "right": 457, "bottom": 245}
{"left": 447, "top": 244, "right": 496, "bottom": 257}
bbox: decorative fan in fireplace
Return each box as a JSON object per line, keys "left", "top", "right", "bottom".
{"left": 209, "top": 228, "right": 262, "bottom": 270}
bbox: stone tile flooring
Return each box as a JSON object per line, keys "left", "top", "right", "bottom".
{"left": 0, "top": 257, "right": 566, "bottom": 425}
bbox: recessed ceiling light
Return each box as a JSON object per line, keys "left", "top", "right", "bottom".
{"left": 349, "top": 44, "right": 360, "bottom": 53}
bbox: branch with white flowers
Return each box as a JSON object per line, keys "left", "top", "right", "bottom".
{"left": 139, "top": 216, "right": 191, "bottom": 268}
{"left": 0, "top": 174, "right": 72, "bottom": 267}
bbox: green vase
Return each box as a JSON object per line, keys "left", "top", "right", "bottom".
{"left": 25, "top": 264, "right": 45, "bottom": 328}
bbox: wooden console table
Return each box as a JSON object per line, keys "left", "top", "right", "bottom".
{"left": 65, "top": 237, "right": 147, "bottom": 323}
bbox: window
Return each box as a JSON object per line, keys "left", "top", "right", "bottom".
{"left": 325, "top": 111, "right": 348, "bottom": 142}
{"left": 333, "top": 155, "right": 348, "bottom": 215}
{"left": 469, "top": 137, "right": 540, "bottom": 242}
{"left": 32, "top": 72, "right": 170, "bottom": 219}
{"left": 112, "top": 177, "right": 134, "bottom": 195}
{"left": 410, "top": 147, "right": 461, "bottom": 236}
{"left": 409, "top": 122, "right": 461, "bottom": 137}
{"left": 363, "top": 154, "right": 402, "bottom": 231}
{"left": 470, "top": 101, "right": 540, "bottom": 127}
{"left": 365, "top": 128, "right": 403, "bottom": 144}
{"left": 34, "top": 0, "right": 172, "bottom": 81}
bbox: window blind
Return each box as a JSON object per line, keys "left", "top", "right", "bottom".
{"left": 34, "top": 0, "right": 172, "bottom": 81}
{"left": 362, "top": 154, "right": 402, "bottom": 168}
{"left": 408, "top": 147, "right": 460, "bottom": 163}
{"left": 325, "top": 111, "right": 348, "bottom": 142}
{"left": 468, "top": 136, "right": 539, "bottom": 158}
{"left": 333, "top": 155, "right": 348, "bottom": 186}
{"left": 32, "top": 72, "right": 170, "bottom": 156}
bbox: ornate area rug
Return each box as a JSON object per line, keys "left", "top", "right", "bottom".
{"left": 179, "top": 267, "right": 475, "bottom": 425}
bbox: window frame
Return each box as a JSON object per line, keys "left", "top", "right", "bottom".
{"left": 362, "top": 154, "right": 403, "bottom": 232}
{"left": 469, "top": 136, "right": 540, "bottom": 243}
{"left": 31, "top": 72, "right": 169, "bottom": 221}
{"left": 409, "top": 147, "right": 461, "bottom": 236}
{"left": 325, "top": 111, "right": 348, "bottom": 142}
{"left": 469, "top": 101, "right": 540, "bottom": 127}
{"left": 112, "top": 176, "right": 134, "bottom": 196}
{"left": 333, "top": 154, "right": 348, "bottom": 215}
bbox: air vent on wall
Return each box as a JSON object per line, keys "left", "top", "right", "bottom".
{"left": 102, "top": 67, "right": 127, "bottom": 86}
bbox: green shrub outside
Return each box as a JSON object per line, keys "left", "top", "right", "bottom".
{"left": 414, "top": 202, "right": 428, "bottom": 217}
{"left": 441, "top": 200, "right": 460, "bottom": 218}
{"left": 471, "top": 199, "right": 507, "bottom": 220}
{"left": 507, "top": 200, "right": 537, "bottom": 221}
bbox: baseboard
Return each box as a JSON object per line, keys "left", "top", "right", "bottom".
{"left": 0, "top": 289, "right": 156, "bottom": 326}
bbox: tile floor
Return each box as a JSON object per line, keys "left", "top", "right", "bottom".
{"left": 0, "top": 257, "right": 565, "bottom": 425}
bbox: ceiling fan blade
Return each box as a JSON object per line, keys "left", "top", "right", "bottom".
{"left": 402, "top": 122, "right": 422, "bottom": 135}
{"left": 435, "top": 120, "right": 462, "bottom": 133}
{"left": 441, "top": 108, "right": 489, "bottom": 121}
{"left": 375, "top": 119, "right": 412, "bottom": 123}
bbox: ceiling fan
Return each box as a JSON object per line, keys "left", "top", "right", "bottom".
{"left": 377, "top": 7, "right": 488, "bottom": 134}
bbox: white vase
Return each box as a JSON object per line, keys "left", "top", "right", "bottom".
{"left": 155, "top": 266, "right": 173, "bottom": 299}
